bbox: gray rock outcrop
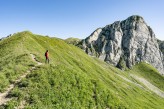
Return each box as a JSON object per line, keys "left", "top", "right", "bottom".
{"left": 158, "top": 40, "right": 164, "bottom": 69}
{"left": 158, "top": 40, "right": 164, "bottom": 55}
{"left": 0, "top": 37, "right": 5, "bottom": 41}
{"left": 81, "top": 15, "right": 164, "bottom": 74}
{"left": 0, "top": 34, "right": 12, "bottom": 41}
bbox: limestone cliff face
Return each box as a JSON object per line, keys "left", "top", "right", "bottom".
{"left": 158, "top": 40, "right": 164, "bottom": 55}
{"left": 158, "top": 40, "right": 164, "bottom": 69}
{"left": 81, "top": 15, "right": 164, "bottom": 74}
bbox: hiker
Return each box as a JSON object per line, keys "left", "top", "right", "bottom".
{"left": 45, "top": 50, "right": 49, "bottom": 64}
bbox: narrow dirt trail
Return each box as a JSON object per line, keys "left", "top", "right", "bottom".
{"left": 0, "top": 84, "right": 14, "bottom": 105}
{"left": 0, "top": 73, "right": 29, "bottom": 106}
{"left": 130, "top": 74, "right": 164, "bottom": 98}
{"left": 0, "top": 54, "right": 43, "bottom": 106}
{"left": 16, "top": 100, "right": 26, "bottom": 109}
{"left": 30, "top": 54, "right": 43, "bottom": 66}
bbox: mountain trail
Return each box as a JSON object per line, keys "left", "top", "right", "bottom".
{"left": 16, "top": 100, "right": 26, "bottom": 109}
{"left": 116, "top": 74, "right": 145, "bottom": 89}
{"left": 30, "top": 53, "right": 43, "bottom": 65}
{"left": 130, "top": 74, "right": 164, "bottom": 98}
{"left": 0, "top": 54, "right": 43, "bottom": 106}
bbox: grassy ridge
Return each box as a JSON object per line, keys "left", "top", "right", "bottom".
{"left": 0, "top": 32, "right": 35, "bottom": 92}
{"left": 65, "top": 37, "right": 81, "bottom": 45}
{"left": 0, "top": 31, "right": 164, "bottom": 108}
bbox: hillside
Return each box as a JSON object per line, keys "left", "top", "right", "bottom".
{"left": 0, "top": 31, "right": 164, "bottom": 109}
{"left": 65, "top": 37, "right": 81, "bottom": 45}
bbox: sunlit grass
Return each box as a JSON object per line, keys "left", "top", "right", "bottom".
{"left": 0, "top": 31, "right": 164, "bottom": 109}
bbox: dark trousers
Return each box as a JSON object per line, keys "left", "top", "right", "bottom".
{"left": 45, "top": 57, "right": 49, "bottom": 64}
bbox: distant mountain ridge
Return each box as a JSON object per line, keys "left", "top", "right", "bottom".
{"left": 80, "top": 15, "right": 164, "bottom": 74}
{"left": 65, "top": 37, "right": 81, "bottom": 45}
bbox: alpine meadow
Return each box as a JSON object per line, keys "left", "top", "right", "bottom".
{"left": 0, "top": 31, "right": 164, "bottom": 109}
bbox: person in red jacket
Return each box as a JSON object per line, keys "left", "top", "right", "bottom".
{"left": 45, "top": 50, "right": 49, "bottom": 64}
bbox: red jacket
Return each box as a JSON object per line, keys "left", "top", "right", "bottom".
{"left": 45, "top": 52, "right": 49, "bottom": 58}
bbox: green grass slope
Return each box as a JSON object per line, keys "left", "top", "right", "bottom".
{"left": 0, "top": 31, "right": 164, "bottom": 109}
{"left": 65, "top": 37, "right": 81, "bottom": 45}
{"left": 130, "top": 62, "right": 164, "bottom": 91}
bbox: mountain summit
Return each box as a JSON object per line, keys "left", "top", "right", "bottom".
{"left": 81, "top": 15, "right": 164, "bottom": 74}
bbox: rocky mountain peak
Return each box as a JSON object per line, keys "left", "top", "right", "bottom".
{"left": 126, "top": 15, "right": 144, "bottom": 22}
{"left": 80, "top": 15, "right": 164, "bottom": 74}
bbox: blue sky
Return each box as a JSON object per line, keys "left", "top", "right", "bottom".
{"left": 0, "top": 0, "right": 164, "bottom": 40}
